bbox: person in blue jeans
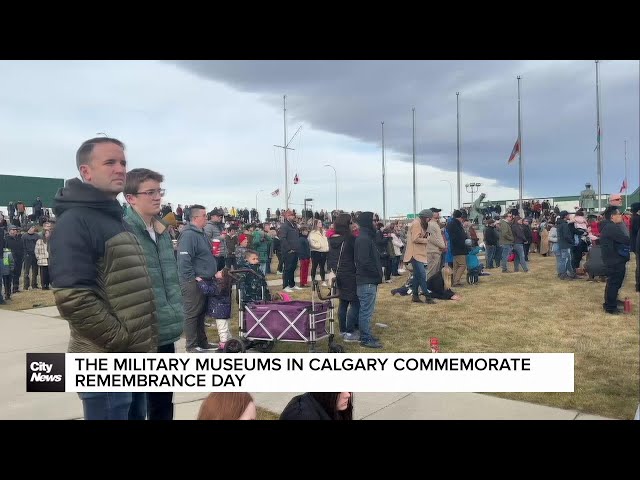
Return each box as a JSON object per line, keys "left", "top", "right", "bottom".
{"left": 78, "top": 392, "right": 147, "bottom": 420}
{"left": 353, "top": 212, "right": 383, "bottom": 349}
{"left": 327, "top": 214, "right": 360, "bottom": 338}
{"left": 511, "top": 217, "right": 529, "bottom": 273}
{"left": 498, "top": 213, "right": 515, "bottom": 272}
{"left": 555, "top": 211, "right": 576, "bottom": 280}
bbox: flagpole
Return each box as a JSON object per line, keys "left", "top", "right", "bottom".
{"left": 456, "top": 92, "right": 461, "bottom": 209}
{"left": 274, "top": 96, "right": 302, "bottom": 212}
{"left": 596, "top": 60, "right": 602, "bottom": 212}
{"left": 412, "top": 107, "right": 416, "bottom": 218}
{"left": 283, "top": 95, "right": 289, "bottom": 211}
{"left": 624, "top": 139, "right": 628, "bottom": 210}
{"left": 517, "top": 76, "right": 523, "bottom": 218}
{"left": 382, "top": 121, "right": 387, "bottom": 223}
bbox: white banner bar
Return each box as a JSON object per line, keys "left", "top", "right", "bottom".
{"left": 64, "top": 353, "right": 574, "bottom": 393}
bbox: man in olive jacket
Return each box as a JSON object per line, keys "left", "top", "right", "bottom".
{"left": 49, "top": 137, "right": 157, "bottom": 421}
{"left": 498, "top": 213, "right": 515, "bottom": 273}
{"left": 124, "top": 168, "right": 184, "bottom": 420}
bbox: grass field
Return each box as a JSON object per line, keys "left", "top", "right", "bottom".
{"left": 3, "top": 254, "right": 638, "bottom": 419}
{"left": 221, "top": 254, "right": 640, "bottom": 419}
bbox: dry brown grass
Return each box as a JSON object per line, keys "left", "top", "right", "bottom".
{"left": 0, "top": 287, "right": 56, "bottom": 311}
{"left": 4, "top": 255, "right": 637, "bottom": 419}
{"left": 217, "top": 254, "right": 639, "bottom": 419}
{"left": 257, "top": 406, "right": 280, "bottom": 420}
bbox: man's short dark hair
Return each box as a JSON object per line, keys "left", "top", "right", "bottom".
{"left": 124, "top": 168, "right": 164, "bottom": 196}
{"left": 76, "top": 137, "right": 125, "bottom": 170}
{"left": 244, "top": 249, "right": 258, "bottom": 259}
{"left": 189, "top": 204, "right": 207, "bottom": 218}
{"left": 603, "top": 206, "right": 620, "bottom": 220}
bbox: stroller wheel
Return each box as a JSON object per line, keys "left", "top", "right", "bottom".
{"left": 329, "top": 343, "right": 345, "bottom": 353}
{"left": 224, "top": 338, "right": 245, "bottom": 353}
{"left": 253, "top": 341, "right": 274, "bottom": 353}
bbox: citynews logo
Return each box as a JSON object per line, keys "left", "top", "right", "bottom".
{"left": 26, "top": 353, "right": 65, "bottom": 392}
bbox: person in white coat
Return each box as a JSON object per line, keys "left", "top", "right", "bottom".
{"left": 309, "top": 219, "right": 330, "bottom": 286}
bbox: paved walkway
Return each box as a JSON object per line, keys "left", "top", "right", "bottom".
{"left": 0, "top": 307, "right": 615, "bottom": 420}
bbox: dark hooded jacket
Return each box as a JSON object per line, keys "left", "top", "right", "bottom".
{"left": 630, "top": 202, "right": 640, "bottom": 252}
{"left": 327, "top": 234, "right": 358, "bottom": 302}
{"left": 599, "top": 218, "right": 630, "bottom": 268}
{"left": 49, "top": 178, "right": 157, "bottom": 354}
{"left": 353, "top": 212, "right": 383, "bottom": 285}
{"left": 279, "top": 393, "right": 333, "bottom": 420}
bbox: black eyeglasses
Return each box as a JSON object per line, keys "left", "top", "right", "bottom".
{"left": 133, "top": 189, "right": 165, "bottom": 198}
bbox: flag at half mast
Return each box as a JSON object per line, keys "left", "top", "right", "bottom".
{"left": 507, "top": 138, "right": 520, "bottom": 165}
{"left": 619, "top": 179, "right": 627, "bottom": 193}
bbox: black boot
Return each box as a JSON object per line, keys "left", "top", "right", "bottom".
{"left": 412, "top": 295, "right": 423, "bottom": 303}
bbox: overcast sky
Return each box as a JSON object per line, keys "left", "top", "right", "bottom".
{"left": 1, "top": 60, "right": 637, "bottom": 217}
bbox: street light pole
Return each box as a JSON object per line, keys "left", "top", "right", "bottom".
{"left": 440, "top": 180, "right": 453, "bottom": 215}
{"left": 324, "top": 164, "right": 338, "bottom": 212}
{"left": 465, "top": 182, "right": 481, "bottom": 204}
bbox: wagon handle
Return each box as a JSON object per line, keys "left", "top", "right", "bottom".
{"left": 313, "top": 279, "right": 341, "bottom": 300}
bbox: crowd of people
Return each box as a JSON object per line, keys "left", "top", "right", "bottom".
{"left": 481, "top": 198, "right": 640, "bottom": 314}
{"left": 2, "top": 135, "right": 639, "bottom": 421}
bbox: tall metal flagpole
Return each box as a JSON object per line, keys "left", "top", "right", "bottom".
{"left": 596, "top": 60, "right": 602, "bottom": 212}
{"left": 284, "top": 95, "right": 289, "bottom": 210}
{"left": 412, "top": 107, "right": 416, "bottom": 217}
{"left": 274, "top": 95, "right": 301, "bottom": 211}
{"left": 456, "top": 92, "right": 461, "bottom": 209}
{"left": 624, "top": 139, "right": 628, "bottom": 210}
{"left": 517, "top": 76, "right": 523, "bottom": 218}
{"left": 382, "top": 121, "right": 387, "bottom": 223}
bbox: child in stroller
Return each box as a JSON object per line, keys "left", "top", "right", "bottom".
{"left": 236, "top": 249, "right": 283, "bottom": 303}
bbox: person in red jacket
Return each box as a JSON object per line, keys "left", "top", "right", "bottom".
{"left": 590, "top": 215, "right": 602, "bottom": 244}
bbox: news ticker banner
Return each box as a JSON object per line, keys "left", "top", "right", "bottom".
{"left": 26, "top": 353, "right": 574, "bottom": 393}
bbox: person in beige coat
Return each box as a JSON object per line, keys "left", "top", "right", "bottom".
{"left": 403, "top": 209, "right": 435, "bottom": 304}
{"left": 309, "top": 219, "right": 330, "bottom": 286}
{"left": 539, "top": 226, "right": 550, "bottom": 256}
{"left": 425, "top": 208, "right": 446, "bottom": 279}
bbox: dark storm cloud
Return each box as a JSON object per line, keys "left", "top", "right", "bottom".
{"left": 171, "top": 60, "right": 639, "bottom": 197}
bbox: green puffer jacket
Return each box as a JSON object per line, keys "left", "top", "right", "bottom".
{"left": 252, "top": 230, "right": 272, "bottom": 263}
{"left": 49, "top": 178, "right": 157, "bottom": 354}
{"left": 124, "top": 209, "right": 184, "bottom": 346}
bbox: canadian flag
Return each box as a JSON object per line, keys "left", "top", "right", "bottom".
{"left": 271, "top": 188, "right": 280, "bottom": 197}
{"left": 507, "top": 138, "right": 520, "bottom": 165}
{"left": 619, "top": 179, "right": 627, "bottom": 193}
{"left": 293, "top": 173, "right": 300, "bottom": 184}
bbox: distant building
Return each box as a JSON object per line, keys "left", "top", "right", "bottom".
{"left": 464, "top": 187, "right": 639, "bottom": 214}
{"left": 0, "top": 174, "right": 64, "bottom": 213}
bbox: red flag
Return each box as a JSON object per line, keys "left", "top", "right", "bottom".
{"left": 619, "top": 179, "right": 627, "bottom": 193}
{"left": 293, "top": 173, "right": 300, "bottom": 184}
{"left": 507, "top": 138, "right": 520, "bottom": 165}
